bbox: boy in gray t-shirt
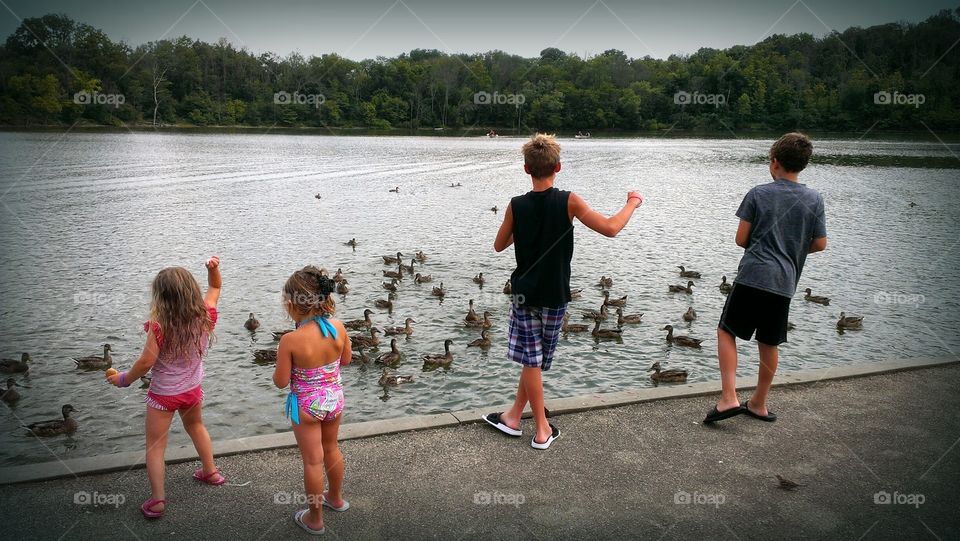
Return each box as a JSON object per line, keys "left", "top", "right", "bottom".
{"left": 704, "top": 133, "right": 827, "bottom": 425}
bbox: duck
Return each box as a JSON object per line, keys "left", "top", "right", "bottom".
{"left": 314, "top": 193, "right": 322, "bottom": 200}
{"left": 648, "top": 362, "right": 689, "bottom": 383}
{"left": 345, "top": 238, "right": 358, "bottom": 247}
{"left": 581, "top": 304, "right": 609, "bottom": 320}
{"left": 682, "top": 307, "right": 697, "bottom": 322}
{"left": 374, "top": 299, "right": 394, "bottom": 311}
{"left": 422, "top": 339, "right": 454, "bottom": 368}
{"left": 490, "top": 206, "right": 498, "bottom": 212}
{"left": 336, "top": 280, "right": 350, "bottom": 294}
{"left": 464, "top": 299, "right": 480, "bottom": 323}
{"left": 678, "top": 266, "right": 702, "bottom": 279}
{"left": 431, "top": 282, "right": 446, "bottom": 297}
{"left": 244, "top": 313, "right": 260, "bottom": 331}
{"left": 26, "top": 405, "right": 78, "bottom": 437}
{"left": 350, "top": 327, "right": 382, "bottom": 349}
{"left": 561, "top": 313, "right": 588, "bottom": 333}
{"left": 616, "top": 308, "right": 643, "bottom": 325}
{"left": 351, "top": 346, "right": 369, "bottom": 364}
{"left": 344, "top": 309, "right": 375, "bottom": 330}
{"left": 74, "top": 344, "right": 112, "bottom": 370}
{"left": 379, "top": 368, "right": 414, "bottom": 386}
{"left": 804, "top": 288, "right": 830, "bottom": 305}
{"left": 467, "top": 329, "right": 492, "bottom": 349}
{"left": 382, "top": 251, "right": 404, "bottom": 265}
{"left": 253, "top": 349, "right": 277, "bottom": 364}
{"left": 0, "top": 353, "right": 30, "bottom": 374}
{"left": 383, "top": 266, "right": 404, "bottom": 280}
{"left": 333, "top": 268, "right": 345, "bottom": 283}
{"left": 592, "top": 318, "right": 623, "bottom": 340}
{"left": 503, "top": 280, "right": 512, "bottom": 294}
{"left": 662, "top": 325, "right": 703, "bottom": 348}
{"left": 602, "top": 291, "right": 627, "bottom": 307}
{"left": 382, "top": 279, "right": 399, "bottom": 292}
{"left": 272, "top": 329, "right": 293, "bottom": 341}
{"left": 472, "top": 272, "right": 485, "bottom": 286}
{"left": 400, "top": 259, "right": 416, "bottom": 275}
{"left": 836, "top": 312, "right": 864, "bottom": 330}
{"left": 719, "top": 275, "right": 732, "bottom": 294}
{"left": 464, "top": 311, "right": 493, "bottom": 329}
{"left": 668, "top": 281, "right": 695, "bottom": 294}
{"left": 389, "top": 186, "right": 400, "bottom": 193}
{"left": 786, "top": 321, "right": 796, "bottom": 331}
{"left": 139, "top": 374, "right": 153, "bottom": 388}
{"left": 375, "top": 339, "right": 402, "bottom": 367}
{"left": 384, "top": 318, "right": 416, "bottom": 336}
{"left": 1, "top": 378, "right": 20, "bottom": 404}
{"left": 598, "top": 276, "right": 613, "bottom": 288}
{"left": 414, "top": 273, "right": 433, "bottom": 284}
{"left": 569, "top": 288, "right": 583, "bottom": 299}
{"left": 414, "top": 251, "right": 428, "bottom": 262}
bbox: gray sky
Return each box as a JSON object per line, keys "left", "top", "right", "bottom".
{"left": 0, "top": 0, "right": 954, "bottom": 59}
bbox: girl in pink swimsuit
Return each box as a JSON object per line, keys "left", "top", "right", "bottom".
{"left": 107, "top": 256, "right": 226, "bottom": 520}
{"left": 273, "top": 265, "right": 352, "bottom": 535}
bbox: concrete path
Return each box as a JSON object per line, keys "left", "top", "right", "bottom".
{"left": 1, "top": 364, "right": 958, "bottom": 540}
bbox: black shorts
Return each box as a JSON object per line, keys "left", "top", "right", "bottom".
{"left": 718, "top": 283, "right": 791, "bottom": 345}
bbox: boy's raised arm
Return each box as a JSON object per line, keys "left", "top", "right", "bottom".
{"left": 494, "top": 203, "right": 515, "bottom": 252}
{"left": 569, "top": 192, "right": 643, "bottom": 238}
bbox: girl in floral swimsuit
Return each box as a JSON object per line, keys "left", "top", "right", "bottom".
{"left": 273, "top": 265, "right": 352, "bottom": 535}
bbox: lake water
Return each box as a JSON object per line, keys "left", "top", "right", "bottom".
{"left": 0, "top": 131, "right": 957, "bottom": 467}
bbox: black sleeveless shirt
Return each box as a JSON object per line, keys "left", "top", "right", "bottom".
{"left": 509, "top": 187, "right": 573, "bottom": 308}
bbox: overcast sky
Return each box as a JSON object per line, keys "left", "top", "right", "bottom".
{"left": 0, "top": 0, "right": 954, "bottom": 60}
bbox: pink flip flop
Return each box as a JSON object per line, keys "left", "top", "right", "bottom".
{"left": 141, "top": 498, "right": 165, "bottom": 519}
{"left": 193, "top": 468, "right": 226, "bottom": 486}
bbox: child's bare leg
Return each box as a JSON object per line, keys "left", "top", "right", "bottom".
{"left": 179, "top": 403, "right": 221, "bottom": 482}
{"left": 292, "top": 414, "right": 325, "bottom": 530}
{"left": 748, "top": 342, "right": 779, "bottom": 415}
{"left": 320, "top": 415, "right": 345, "bottom": 507}
{"left": 500, "top": 375, "right": 527, "bottom": 429}
{"left": 145, "top": 406, "right": 175, "bottom": 511}
{"left": 716, "top": 328, "right": 741, "bottom": 411}
{"left": 520, "top": 366, "right": 550, "bottom": 443}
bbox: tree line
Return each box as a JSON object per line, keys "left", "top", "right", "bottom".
{"left": 1, "top": 9, "right": 958, "bottom": 133}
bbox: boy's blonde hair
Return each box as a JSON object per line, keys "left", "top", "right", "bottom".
{"left": 522, "top": 133, "right": 561, "bottom": 179}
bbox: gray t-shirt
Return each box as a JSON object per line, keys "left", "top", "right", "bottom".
{"left": 735, "top": 179, "right": 827, "bottom": 298}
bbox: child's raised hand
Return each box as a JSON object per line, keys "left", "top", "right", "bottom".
{"left": 205, "top": 256, "right": 220, "bottom": 270}
{"left": 627, "top": 191, "right": 644, "bottom": 206}
{"left": 105, "top": 370, "right": 128, "bottom": 387}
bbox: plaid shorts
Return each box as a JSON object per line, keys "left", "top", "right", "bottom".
{"left": 507, "top": 303, "right": 567, "bottom": 371}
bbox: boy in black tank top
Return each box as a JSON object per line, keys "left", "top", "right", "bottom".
{"left": 482, "top": 133, "right": 643, "bottom": 450}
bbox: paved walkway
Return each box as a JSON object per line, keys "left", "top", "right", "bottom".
{"left": 1, "top": 365, "right": 958, "bottom": 540}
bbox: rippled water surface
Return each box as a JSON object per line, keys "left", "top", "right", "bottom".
{"left": 0, "top": 132, "right": 957, "bottom": 466}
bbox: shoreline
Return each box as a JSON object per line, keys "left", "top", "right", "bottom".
{"left": 0, "top": 355, "right": 953, "bottom": 486}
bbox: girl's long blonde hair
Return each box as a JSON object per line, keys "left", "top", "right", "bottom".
{"left": 150, "top": 267, "right": 215, "bottom": 358}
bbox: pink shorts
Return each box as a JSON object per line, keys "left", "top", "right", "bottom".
{"left": 145, "top": 386, "right": 204, "bottom": 412}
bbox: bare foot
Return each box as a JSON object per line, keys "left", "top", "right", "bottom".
{"left": 745, "top": 398, "right": 768, "bottom": 417}
{"left": 499, "top": 411, "right": 521, "bottom": 431}
{"left": 323, "top": 491, "right": 346, "bottom": 509}
{"left": 533, "top": 425, "right": 553, "bottom": 444}
{"left": 202, "top": 469, "right": 225, "bottom": 484}
{"left": 302, "top": 510, "right": 324, "bottom": 531}
{"left": 146, "top": 499, "right": 165, "bottom": 513}
{"left": 715, "top": 398, "right": 741, "bottom": 413}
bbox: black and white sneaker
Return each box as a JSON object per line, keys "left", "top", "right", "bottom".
{"left": 530, "top": 424, "right": 560, "bottom": 450}
{"left": 482, "top": 412, "right": 522, "bottom": 437}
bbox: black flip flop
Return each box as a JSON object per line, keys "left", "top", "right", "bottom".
{"left": 744, "top": 400, "right": 777, "bottom": 422}
{"left": 482, "top": 412, "right": 522, "bottom": 436}
{"left": 703, "top": 404, "right": 746, "bottom": 424}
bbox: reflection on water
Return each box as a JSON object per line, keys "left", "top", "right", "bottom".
{"left": 0, "top": 132, "right": 957, "bottom": 466}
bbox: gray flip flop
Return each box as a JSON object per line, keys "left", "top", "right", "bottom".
{"left": 294, "top": 509, "right": 325, "bottom": 535}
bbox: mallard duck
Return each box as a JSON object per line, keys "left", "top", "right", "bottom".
{"left": 382, "top": 278, "right": 399, "bottom": 292}
{"left": 383, "top": 266, "right": 404, "bottom": 280}
{"left": 581, "top": 304, "right": 609, "bottom": 320}
{"left": 374, "top": 299, "right": 394, "bottom": 311}
{"left": 26, "top": 405, "right": 78, "bottom": 437}
{"left": 503, "top": 280, "right": 512, "bottom": 294}
{"left": 422, "top": 339, "right": 454, "bottom": 368}
{"left": 1, "top": 378, "right": 20, "bottom": 404}
{"left": 678, "top": 266, "right": 701, "bottom": 279}
{"left": 389, "top": 186, "right": 400, "bottom": 193}
{"left": 668, "top": 281, "right": 695, "bottom": 294}
{"left": 345, "top": 238, "right": 358, "bottom": 247}
{"left": 400, "top": 259, "right": 415, "bottom": 275}
{"left": 414, "top": 251, "right": 428, "bottom": 262}
{"left": 314, "top": 193, "right": 322, "bottom": 200}
{"left": 350, "top": 327, "right": 381, "bottom": 349}
{"left": 375, "top": 339, "right": 402, "bottom": 367}
{"left": 74, "top": 344, "right": 112, "bottom": 370}
{"left": 272, "top": 329, "right": 293, "bottom": 341}
{"left": 804, "top": 288, "right": 830, "bottom": 305}
{"left": 490, "top": 206, "right": 498, "bottom": 212}
{"left": 253, "top": 349, "right": 277, "bottom": 364}
{"left": 139, "top": 374, "right": 152, "bottom": 388}
{"left": 562, "top": 313, "right": 588, "bottom": 333}
{"left": 244, "top": 313, "right": 260, "bottom": 331}
{"left": 592, "top": 318, "right": 623, "bottom": 340}
{"left": 414, "top": 273, "right": 433, "bottom": 284}
{"left": 464, "top": 299, "right": 480, "bottom": 323}
{"left": 0, "top": 353, "right": 30, "bottom": 373}
{"left": 682, "top": 307, "right": 697, "bottom": 322}
{"left": 719, "top": 275, "right": 732, "bottom": 294}
{"left": 616, "top": 308, "right": 643, "bottom": 325}
{"left": 648, "top": 362, "right": 689, "bottom": 383}
{"left": 662, "top": 325, "right": 702, "bottom": 348}
{"left": 467, "top": 329, "right": 492, "bottom": 349}
{"left": 602, "top": 291, "right": 627, "bottom": 307}
{"left": 431, "top": 282, "right": 446, "bottom": 297}
{"left": 464, "top": 311, "right": 492, "bottom": 329}
{"left": 598, "top": 276, "right": 613, "bottom": 288}
{"left": 384, "top": 318, "right": 416, "bottom": 336}
{"left": 382, "top": 251, "right": 404, "bottom": 265}
{"left": 472, "top": 273, "right": 485, "bottom": 286}
{"left": 569, "top": 288, "right": 583, "bottom": 299}
{"left": 836, "top": 312, "right": 864, "bottom": 330}
{"left": 351, "top": 346, "right": 369, "bottom": 364}
{"left": 379, "top": 368, "right": 413, "bottom": 386}
{"left": 336, "top": 280, "right": 350, "bottom": 294}
{"left": 333, "top": 268, "right": 345, "bottom": 283}
{"left": 344, "top": 309, "right": 375, "bottom": 330}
